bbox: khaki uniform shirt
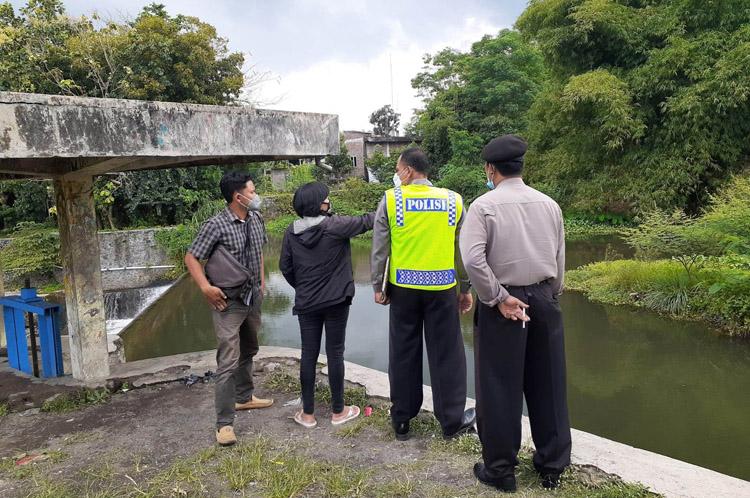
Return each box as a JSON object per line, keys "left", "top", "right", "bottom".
{"left": 459, "top": 178, "right": 565, "bottom": 306}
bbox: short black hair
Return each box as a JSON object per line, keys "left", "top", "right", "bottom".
{"left": 220, "top": 171, "right": 254, "bottom": 203}
{"left": 398, "top": 147, "right": 430, "bottom": 173}
{"left": 489, "top": 159, "right": 524, "bottom": 177}
{"left": 292, "top": 181, "right": 330, "bottom": 217}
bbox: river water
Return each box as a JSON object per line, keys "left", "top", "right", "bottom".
{"left": 121, "top": 235, "right": 750, "bottom": 480}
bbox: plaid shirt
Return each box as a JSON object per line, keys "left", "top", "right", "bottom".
{"left": 188, "top": 207, "right": 267, "bottom": 288}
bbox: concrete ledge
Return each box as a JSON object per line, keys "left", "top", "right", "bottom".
{"left": 0, "top": 91, "right": 339, "bottom": 178}
{"left": 100, "top": 346, "right": 750, "bottom": 498}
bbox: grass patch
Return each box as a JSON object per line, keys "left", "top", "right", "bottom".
{"left": 263, "top": 369, "right": 371, "bottom": 409}
{"left": 0, "top": 402, "right": 8, "bottom": 417}
{"left": 265, "top": 214, "right": 297, "bottom": 235}
{"left": 565, "top": 216, "right": 630, "bottom": 240}
{"left": 567, "top": 257, "right": 750, "bottom": 336}
{"left": 41, "top": 388, "right": 111, "bottom": 413}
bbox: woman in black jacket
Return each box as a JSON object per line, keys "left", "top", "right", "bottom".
{"left": 279, "top": 182, "right": 375, "bottom": 428}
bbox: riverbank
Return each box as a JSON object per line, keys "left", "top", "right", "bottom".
{"left": 0, "top": 357, "right": 654, "bottom": 498}
{"left": 566, "top": 256, "right": 750, "bottom": 337}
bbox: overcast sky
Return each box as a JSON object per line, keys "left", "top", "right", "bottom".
{"left": 10, "top": 0, "right": 528, "bottom": 131}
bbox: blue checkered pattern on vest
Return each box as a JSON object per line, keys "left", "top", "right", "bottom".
{"left": 396, "top": 269, "right": 456, "bottom": 286}
{"left": 394, "top": 187, "right": 405, "bottom": 226}
{"left": 448, "top": 191, "right": 457, "bottom": 226}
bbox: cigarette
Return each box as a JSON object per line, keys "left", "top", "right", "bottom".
{"left": 522, "top": 308, "right": 526, "bottom": 328}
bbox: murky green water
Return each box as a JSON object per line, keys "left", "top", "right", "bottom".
{"left": 122, "top": 236, "right": 750, "bottom": 480}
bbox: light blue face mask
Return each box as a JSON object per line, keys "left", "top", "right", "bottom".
{"left": 486, "top": 173, "right": 496, "bottom": 190}
{"left": 393, "top": 172, "right": 402, "bottom": 187}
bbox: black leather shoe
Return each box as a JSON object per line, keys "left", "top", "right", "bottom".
{"left": 444, "top": 408, "right": 477, "bottom": 440}
{"left": 541, "top": 473, "right": 561, "bottom": 489}
{"left": 473, "top": 463, "right": 516, "bottom": 493}
{"left": 393, "top": 420, "right": 410, "bottom": 441}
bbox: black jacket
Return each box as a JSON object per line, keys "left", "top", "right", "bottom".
{"left": 280, "top": 213, "right": 374, "bottom": 315}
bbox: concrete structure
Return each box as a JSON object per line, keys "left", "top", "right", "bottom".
{"left": 343, "top": 131, "right": 419, "bottom": 181}
{"left": 98, "top": 229, "right": 173, "bottom": 291}
{"left": 0, "top": 91, "right": 338, "bottom": 382}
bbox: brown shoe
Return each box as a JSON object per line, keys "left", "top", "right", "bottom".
{"left": 235, "top": 395, "right": 274, "bottom": 410}
{"left": 216, "top": 426, "right": 237, "bottom": 446}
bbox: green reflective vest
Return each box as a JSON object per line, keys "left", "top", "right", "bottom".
{"left": 385, "top": 184, "right": 463, "bottom": 291}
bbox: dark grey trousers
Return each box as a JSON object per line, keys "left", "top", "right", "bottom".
{"left": 212, "top": 299, "right": 260, "bottom": 428}
{"left": 474, "top": 280, "right": 572, "bottom": 478}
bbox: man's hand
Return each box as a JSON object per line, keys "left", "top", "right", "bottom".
{"left": 374, "top": 291, "right": 390, "bottom": 306}
{"left": 458, "top": 292, "right": 473, "bottom": 314}
{"left": 497, "top": 295, "right": 530, "bottom": 322}
{"left": 202, "top": 285, "right": 228, "bottom": 311}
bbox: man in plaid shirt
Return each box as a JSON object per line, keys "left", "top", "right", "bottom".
{"left": 185, "top": 171, "right": 274, "bottom": 446}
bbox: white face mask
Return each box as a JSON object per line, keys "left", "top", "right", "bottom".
{"left": 238, "top": 193, "right": 262, "bottom": 211}
{"left": 393, "top": 172, "right": 402, "bottom": 187}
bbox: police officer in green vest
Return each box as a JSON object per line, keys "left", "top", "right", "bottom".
{"left": 371, "top": 147, "right": 476, "bottom": 441}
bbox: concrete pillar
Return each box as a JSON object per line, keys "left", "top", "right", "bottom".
{"left": 53, "top": 176, "right": 109, "bottom": 381}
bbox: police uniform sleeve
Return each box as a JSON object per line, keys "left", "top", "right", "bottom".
{"left": 458, "top": 201, "right": 510, "bottom": 306}
{"left": 370, "top": 195, "right": 390, "bottom": 292}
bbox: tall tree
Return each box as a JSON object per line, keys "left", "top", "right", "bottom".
{"left": 517, "top": 0, "right": 750, "bottom": 216}
{"left": 0, "top": 1, "right": 251, "bottom": 228}
{"left": 410, "top": 29, "right": 547, "bottom": 200}
{"left": 369, "top": 105, "right": 401, "bottom": 137}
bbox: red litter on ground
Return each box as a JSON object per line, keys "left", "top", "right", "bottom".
{"left": 364, "top": 406, "right": 373, "bottom": 417}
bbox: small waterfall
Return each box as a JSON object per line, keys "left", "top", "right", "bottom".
{"left": 105, "top": 284, "right": 171, "bottom": 334}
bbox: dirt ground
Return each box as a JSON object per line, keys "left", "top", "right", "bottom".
{"left": 0, "top": 358, "right": 654, "bottom": 497}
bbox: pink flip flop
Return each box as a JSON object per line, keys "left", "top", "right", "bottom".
{"left": 331, "top": 405, "right": 361, "bottom": 426}
{"left": 293, "top": 410, "right": 317, "bottom": 428}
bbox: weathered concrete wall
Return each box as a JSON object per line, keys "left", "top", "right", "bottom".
{"left": 1, "top": 229, "right": 173, "bottom": 291}
{"left": 0, "top": 92, "right": 339, "bottom": 178}
{"left": 98, "top": 229, "right": 173, "bottom": 291}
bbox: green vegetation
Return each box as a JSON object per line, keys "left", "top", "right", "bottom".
{"left": 568, "top": 175, "right": 750, "bottom": 335}
{"left": 517, "top": 0, "right": 750, "bottom": 216}
{"left": 0, "top": 0, "right": 257, "bottom": 231}
{"left": 565, "top": 217, "right": 630, "bottom": 241}
{"left": 410, "top": 30, "right": 546, "bottom": 203}
{"left": 0, "top": 222, "right": 60, "bottom": 286}
{"left": 40, "top": 388, "right": 111, "bottom": 413}
{"left": 0, "top": 402, "right": 8, "bottom": 417}
{"left": 263, "top": 369, "right": 369, "bottom": 408}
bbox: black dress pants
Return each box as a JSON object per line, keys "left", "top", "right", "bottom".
{"left": 388, "top": 285, "right": 467, "bottom": 436}
{"left": 474, "top": 280, "right": 571, "bottom": 477}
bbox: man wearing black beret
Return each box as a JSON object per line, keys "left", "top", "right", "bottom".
{"left": 459, "top": 135, "right": 572, "bottom": 492}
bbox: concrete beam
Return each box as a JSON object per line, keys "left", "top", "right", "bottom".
{"left": 0, "top": 92, "right": 339, "bottom": 178}
{"left": 53, "top": 175, "right": 109, "bottom": 382}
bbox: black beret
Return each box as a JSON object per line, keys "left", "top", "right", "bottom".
{"left": 481, "top": 135, "right": 527, "bottom": 163}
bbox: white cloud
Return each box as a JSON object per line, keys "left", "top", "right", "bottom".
{"left": 256, "top": 16, "right": 504, "bottom": 132}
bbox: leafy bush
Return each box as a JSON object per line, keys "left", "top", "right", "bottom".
{"left": 154, "top": 199, "right": 224, "bottom": 276}
{"left": 0, "top": 223, "right": 60, "bottom": 284}
{"left": 626, "top": 174, "right": 750, "bottom": 273}
{"left": 567, "top": 258, "right": 750, "bottom": 336}
{"left": 436, "top": 163, "right": 486, "bottom": 203}
{"left": 365, "top": 148, "right": 400, "bottom": 183}
{"left": 286, "top": 164, "right": 316, "bottom": 192}
{"left": 331, "top": 179, "right": 388, "bottom": 216}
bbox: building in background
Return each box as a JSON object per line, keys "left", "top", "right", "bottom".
{"left": 343, "top": 131, "right": 420, "bottom": 182}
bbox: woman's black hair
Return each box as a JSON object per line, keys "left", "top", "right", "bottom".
{"left": 292, "top": 181, "right": 330, "bottom": 217}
